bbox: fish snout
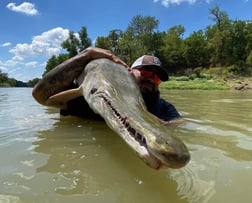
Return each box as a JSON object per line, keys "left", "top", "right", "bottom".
{"left": 161, "top": 149, "right": 190, "bottom": 169}
{"left": 148, "top": 137, "right": 190, "bottom": 169}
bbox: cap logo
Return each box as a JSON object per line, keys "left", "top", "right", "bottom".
{"left": 153, "top": 57, "right": 161, "bottom": 65}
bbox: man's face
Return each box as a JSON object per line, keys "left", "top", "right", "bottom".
{"left": 131, "top": 68, "right": 160, "bottom": 93}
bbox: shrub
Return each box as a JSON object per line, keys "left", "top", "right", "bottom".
{"left": 175, "top": 76, "right": 189, "bottom": 81}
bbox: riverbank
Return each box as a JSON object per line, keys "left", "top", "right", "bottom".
{"left": 161, "top": 76, "right": 252, "bottom": 91}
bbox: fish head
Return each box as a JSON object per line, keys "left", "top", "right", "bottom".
{"left": 77, "top": 58, "right": 190, "bottom": 169}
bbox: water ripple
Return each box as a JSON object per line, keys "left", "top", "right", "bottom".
{"left": 169, "top": 159, "right": 216, "bottom": 203}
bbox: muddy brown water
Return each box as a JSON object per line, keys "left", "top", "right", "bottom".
{"left": 0, "top": 88, "right": 251, "bottom": 203}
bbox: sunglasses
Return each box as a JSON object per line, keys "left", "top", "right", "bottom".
{"left": 139, "top": 69, "right": 161, "bottom": 85}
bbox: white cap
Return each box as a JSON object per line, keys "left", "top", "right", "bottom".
{"left": 131, "top": 55, "right": 169, "bottom": 81}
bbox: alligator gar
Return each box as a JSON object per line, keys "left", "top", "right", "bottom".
{"left": 33, "top": 56, "right": 190, "bottom": 169}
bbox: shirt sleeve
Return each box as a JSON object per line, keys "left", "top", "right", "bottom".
{"left": 154, "top": 99, "right": 181, "bottom": 122}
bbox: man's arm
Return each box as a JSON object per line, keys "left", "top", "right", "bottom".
{"left": 84, "top": 47, "right": 129, "bottom": 68}
{"left": 32, "top": 47, "right": 129, "bottom": 107}
{"left": 158, "top": 117, "right": 185, "bottom": 125}
{"left": 157, "top": 98, "right": 184, "bottom": 125}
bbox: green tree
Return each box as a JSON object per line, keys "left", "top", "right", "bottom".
{"left": 245, "top": 21, "right": 252, "bottom": 67}
{"left": 184, "top": 30, "right": 210, "bottom": 68}
{"left": 227, "top": 20, "right": 247, "bottom": 65}
{"left": 161, "top": 25, "right": 186, "bottom": 73}
{"left": 40, "top": 10, "right": 252, "bottom": 79}
{"left": 209, "top": 6, "right": 229, "bottom": 32}
{"left": 44, "top": 27, "right": 91, "bottom": 75}
{"left": 61, "top": 31, "right": 79, "bottom": 57}
{"left": 61, "top": 26, "right": 91, "bottom": 57}
{"left": 121, "top": 15, "right": 160, "bottom": 64}
{"left": 78, "top": 26, "right": 92, "bottom": 52}
{"left": 0, "top": 70, "right": 8, "bottom": 83}
{"left": 0, "top": 70, "right": 9, "bottom": 86}
{"left": 0, "top": 70, "right": 17, "bottom": 87}
{"left": 116, "top": 31, "right": 135, "bottom": 64}
{"left": 107, "top": 29, "right": 123, "bottom": 54}
{"left": 95, "top": 36, "right": 110, "bottom": 50}
{"left": 43, "top": 54, "right": 69, "bottom": 76}
{"left": 95, "top": 29, "right": 123, "bottom": 54}
{"left": 28, "top": 78, "right": 40, "bottom": 87}
{"left": 44, "top": 55, "right": 58, "bottom": 75}
{"left": 208, "top": 6, "right": 231, "bottom": 66}
{"left": 246, "top": 51, "right": 252, "bottom": 67}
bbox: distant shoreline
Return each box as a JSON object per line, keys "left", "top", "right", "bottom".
{"left": 161, "top": 76, "right": 252, "bottom": 91}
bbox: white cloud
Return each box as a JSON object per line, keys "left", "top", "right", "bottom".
{"left": 153, "top": 0, "right": 201, "bottom": 7}
{"left": 5, "top": 55, "right": 24, "bottom": 67}
{"left": 1, "top": 42, "right": 11, "bottom": 47}
{"left": 7, "top": 2, "right": 38, "bottom": 16}
{"left": 2, "top": 27, "right": 70, "bottom": 81}
{"left": 12, "top": 55, "right": 24, "bottom": 62}
{"left": 9, "top": 27, "right": 69, "bottom": 58}
{"left": 33, "top": 27, "right": 70, "bottom": 48}
{"left": 0, "top": 66, "right": 8, "bottom": 73}
{"left": 25, "top": 61, "right": 38, "bottom": 67}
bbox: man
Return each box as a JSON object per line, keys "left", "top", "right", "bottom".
{"left": 130, "top": 55, "right": 181, "bottom": 124}
{"left": 60, "top": 47, "right": 181, "bottom": 123}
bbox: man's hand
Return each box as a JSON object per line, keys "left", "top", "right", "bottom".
{"left": 82, "top": 47, "right": 129, "bottom": 69}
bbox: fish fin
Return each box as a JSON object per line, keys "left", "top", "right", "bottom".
{"left": 45, "top": 86, "right": 83, "bottom": 109}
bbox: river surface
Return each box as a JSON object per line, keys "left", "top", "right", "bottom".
{"left": 0, "top": 88, "right": 251, "bottom": 203}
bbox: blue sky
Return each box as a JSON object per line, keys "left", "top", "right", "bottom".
{"left": 0, "top": 0, "right": 251, "bottom": 81}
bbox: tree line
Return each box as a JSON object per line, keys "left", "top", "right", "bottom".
{"left": 0, "top": 69, "right": 35, "bottom": 87}
{"left": 45, "top": 6, "right": 252, "bottom": 78}
{"left": 1, "top": 6, "right": 251, "bottom": 87}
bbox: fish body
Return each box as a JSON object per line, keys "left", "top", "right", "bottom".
{"left": 75, "top": 59, "right": 190, "bottom": 169}
{"left": 32, "top": 56, "right": 190, "bottom": 169}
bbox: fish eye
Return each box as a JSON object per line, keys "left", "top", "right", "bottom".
{"left": 91, "top": 87, "right": 97, "bottom": 94}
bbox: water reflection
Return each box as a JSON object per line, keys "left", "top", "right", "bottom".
{"left": 170, "top": 160, "right": 216, "bottom": 203}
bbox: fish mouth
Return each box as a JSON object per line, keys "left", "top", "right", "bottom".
{"left": 96, "top": 92, "right": 189, "bottom": 169}
{"left": 102, "top": 95, "right": 147, "bottom": 147}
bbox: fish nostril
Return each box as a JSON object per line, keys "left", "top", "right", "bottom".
{"left": 183, "top": 153, "right": 190, "bottom": 163}
{"left": 162, "top": 152, "right": 189, "bottom": 164}
{"left": 91, "top": 87, "right": 97, "bottom": 94}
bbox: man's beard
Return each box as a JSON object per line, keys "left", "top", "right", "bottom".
{"left": 141, "top": 89, "right": 160, "bottom": 111}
